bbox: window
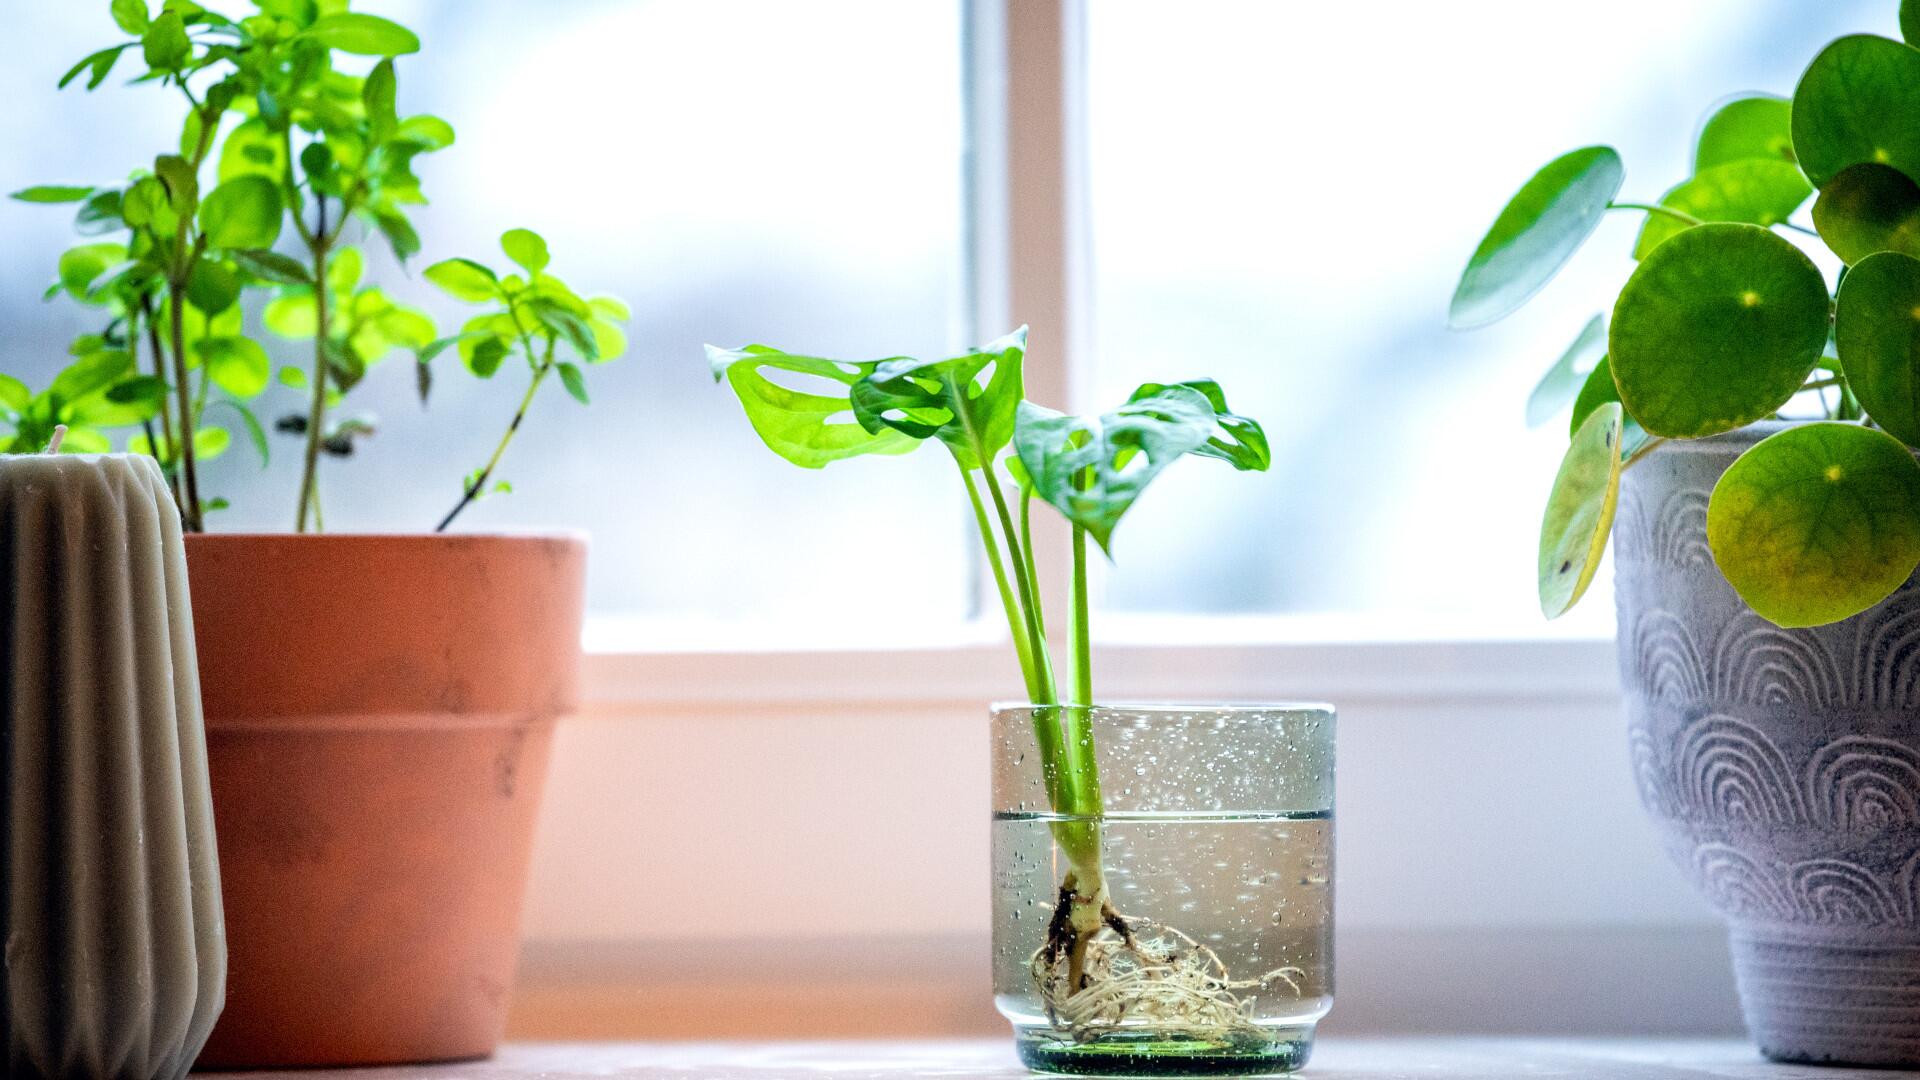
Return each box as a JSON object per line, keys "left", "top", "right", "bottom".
{"left": 0, "top": 0, "right": 974, "bottom": 639}
{"left": 1081, "top": 0, "right": 1882, "bottom": 632}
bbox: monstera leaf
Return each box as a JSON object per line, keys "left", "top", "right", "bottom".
{"left": 849, "top": 327, "right": 1027, "bottom": 469}
{"left": 708, "top": 344, "right": 917, "bottom": 468}
{"left": 1013, "top": 384, "right": 1222, "bottom": 554}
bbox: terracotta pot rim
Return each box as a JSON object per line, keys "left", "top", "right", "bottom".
{"left": 183, "top": 530, "right": 588, "bottom": 546}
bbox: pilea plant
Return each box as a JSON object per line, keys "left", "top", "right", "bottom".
{"left": 709, "top": 327, "right": 1270, "bottom": 1029}
{"left": 1454, "top": 0, "right": 1920, "bottom": 629}
{"left": 2, "top": 0, "right": 627, "bottom": 531}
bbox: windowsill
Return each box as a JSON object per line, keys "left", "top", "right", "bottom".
{"left": 578, "top": 611, "right": 1620, "bottom": 711}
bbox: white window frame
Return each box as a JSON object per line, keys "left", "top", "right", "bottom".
{"left": 579, "top": 0, "right": 1615, "bottom": 712}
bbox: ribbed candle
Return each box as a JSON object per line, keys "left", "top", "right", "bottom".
{"left": 0, "top": 452, "right": 225, "bottom": 1080}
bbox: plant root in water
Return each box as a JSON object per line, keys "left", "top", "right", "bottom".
{"left": 1032, "top": 905, "right": 1303, "bottom": 1045}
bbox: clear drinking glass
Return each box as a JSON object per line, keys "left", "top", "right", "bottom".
{"left": 991, "top": 704, "right": 1335, "bottom": 1076}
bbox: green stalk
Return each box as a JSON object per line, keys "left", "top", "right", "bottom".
{"left": 436, "top": 335, "right": 555, "bottom": 532}
{"left": 964, "top": 467, "right": 1041, "bottom": 698}
{"left": 295, "top": 203, "right": 331, "bottom": 533}
{"left": 165, "top": 287, "right": 203, "bottom": 532}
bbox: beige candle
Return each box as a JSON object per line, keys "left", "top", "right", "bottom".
{"left": 1, "top": 442, "right": 224, "bottom": 1080}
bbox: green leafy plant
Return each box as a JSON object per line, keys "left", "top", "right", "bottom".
{"left": 709, "top": 326, "right": 1269, "bottom": 1028}
{"left": 4, "top": 1, "right": 626, "bottom": 532}
{"left": 1454, "top": 1, "right": 1920, "bottom": 628}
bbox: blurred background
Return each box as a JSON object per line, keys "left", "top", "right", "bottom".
{"left": 0, "top": 0, "right": 1893, "bottom": 1042}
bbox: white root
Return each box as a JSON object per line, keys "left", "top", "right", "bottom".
{"left": 1029, "top": 917, "right": 1304, "bottom": 1044}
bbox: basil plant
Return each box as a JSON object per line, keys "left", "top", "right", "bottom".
{"left": 3, "top": 0, "right": 628, "bottom": 532}
{"left": 1455, "top": 0, "right": 1920, "bottom": 629}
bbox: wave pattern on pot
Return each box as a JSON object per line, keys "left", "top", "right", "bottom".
{"left": 1616, "top": 426, "right": 1920, "bottom": 1066}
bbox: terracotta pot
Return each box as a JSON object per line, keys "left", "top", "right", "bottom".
{"left": 182, "top": 534, "right": 585, "bottom": 1068}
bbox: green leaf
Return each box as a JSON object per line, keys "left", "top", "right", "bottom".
{"left": 217, "top": 118, "right": 288, "bottom": 184}
{"left": 141, "top": 10, "right": 190, "bottom": 70}
{"left": 501, "top": 228, "right": 549, "bottom": 273}
{"left": 424, "top": 258, "right": 499, "bottom": 302}
{"left": 105, "top": 375, "right": 168, "bottom": 406}
{"left": 1812, "top": 162, "right": 1920, "bottom": 265}
{"left": 1124, "top": 378, "right": 1269, "bottom": 470}
{"left": 468, "top": 336, "right": 509, "bottom": 378}
{"left": 1791, "top": 34, "right": 1920, "bottom": 189}
{"left": 557, "top": 361, "right": 589, "bottom": 405}
{"left": 1538, "top": 402, "right": 1624, "bottom": 619}
{"left": 193, "top": 425, "right": 231, "bottom": 462}
{"left": 186, "top": 258, "right": 240, "bottom": 314}
{"left": 1631, "top": 159, "right": 1811, "bottom": 259}
{"left": 590, "top": 295, "right": 632, "bottom": 321}
{"left": 1708, "top": 423, "right": 1920, "bottom": 627}
{"left": 373, "top": 208, "right": 419, "bottom": 263}
{"left": 200, "top": 176, "right": 282, "bottom": 250}
{"left": 153, "top": 154, "right": 198, "bottom": 214}
{"left": 0, "top": 374, "right": 29, "bottom": 413}
{"left": 57, "top": 428, "right": 111, "bottom": 454}
{"left": 588, "top": 315, "right": 627, "bottom": 364}
{"left": 529, "top": 299, "right": 597, "bottom": 360}
{"left": 328, "top": 246, "right": 364, "bottom": 293}
{"left": 1525, "top": 315, "right": 1607, "bottom": 427}
{"left": 57, "top": 242, "right": 128, "bottom": 299}
{"left": 196, "top": 335, "right": 271, "bottom": 398}
{"left": 849, "top": 327, "right": 1027, "bottom": 469}
{"left": 279, "top": 366, "right": 307, "bottom": 389}
{"left": 363, "top": 58, "right": 397, "bottom": 140}
{"left": 390, "top": 114, "right": 455, "bottom": 150}
{"left": 1610, "top": 223, "right": 1829, "bottom": 438}
{"left": 1567, "top": 355, "right": 1650, "bottom": 460}
{"left": 1836, "top": 251, "right": 1920, "bottom": 447}
{"left": 230, "top": 248, "right": 312, "bottom": 285}
{"left": 1905, "top": 0, "right": 1920, "bottom": 48}
{"left": 50, "top": 349, "right": 134, "bottom": 406}
{"left": 111, "top": 0, "right": 150, "bottom": 35}
{"left": 263, "top": 292, "right": 316, "bottom": 338}
{"left": 302, "top": 13, "right": 420, "bottom": 56}
{"left": 1695, "top": 95, "right": 1795, "bottom": 172}
{"left": 59, "top": 44, "right": 136, "bottom": 91}
{"left": 211, "top": 398, "right": 269, "bottom": 466}
{"left": 1012, "top": 386, "right": 1217, "bottom": 554}
{"left": 707, "top": 344, "right": 919, "bottom": 468}
{"left": 11, "top": 185, "right": 95, "bottom": 204}
{"left": 1449, "top": 146, "right": 1624, "bottom": 329}
{"left": 74, "top": 189, "right": 124, "bottom": 235}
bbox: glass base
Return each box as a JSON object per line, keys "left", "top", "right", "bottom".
{"left": 1014, "top": 1026, "right": 1315, "bottom": 1076}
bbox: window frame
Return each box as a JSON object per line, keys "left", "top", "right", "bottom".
{"left": 581, "top": 0, "right": 1615, "bottom": 702}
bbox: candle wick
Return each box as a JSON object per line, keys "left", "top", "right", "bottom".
{"left": 45, "top": 425, "right": 67, "bottom": 455}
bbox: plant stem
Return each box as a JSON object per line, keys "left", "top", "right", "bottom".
{"left": 137, "top": 299, "right": 184, "bottom": 512}
{"left": 165, "top": 288, "right": 203, "bottom": 532}
{"left": 982, "top": 461, "right": 1055, "bottom": 704}
{"left": 295, "top": 204, "right": 331, "bottom": 533}
{"left": 965, "top": 468, "right": 1040, "bottom": 695}
{"left": 1780, "top": 221, "right": 1819, "bottom": 238}
{"left": 1623, "top": 437, "right": 1668, "bottom": 469}
{"left": 1069, "top": 525, "right": 1092, "bottom": 708}
{"left": 1018, "top": 483, "right": 1046, "bottom": 635}
{"left": 1609, "top": 201, "right": 1703, "bottom": 229}
{"left": 435, "top": 336, "right": 556, "bottom": 532}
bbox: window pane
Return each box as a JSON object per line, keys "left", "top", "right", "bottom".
{"left": 0, "top": 0, "right": 973, "bottom": 634}
{"left": 1084, "top": 0, "right": 1878, "bottom": 628}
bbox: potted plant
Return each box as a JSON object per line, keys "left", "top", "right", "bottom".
{"left": 1454, "top": 1, "right": 1920, "bottom": 1065}
{"left": 709, "top": 329, "right": 1335, "bottom": 1074}
{"left": 3, "top": 1, "right": 628, "bottom": 1066}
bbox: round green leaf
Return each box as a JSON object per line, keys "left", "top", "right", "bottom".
{"left": 199, "top": 176, "right": 283, "bottom": 251}
{"left": 1525, "top": 314, "right": 1606, "bottom": 427}
{"left": 1631, "top": 159, "right": 1811, "bottom": 259}
{"left": 424, "top": 258, "right": 498, "bottom": 302}
{"left": 186, "top": 259, "right": 240, "bottom": 314}
{"left": 1450, "top": 146, "right": 1624, "bottom": 329}
{"left": 1708, "top": 423, "right": 1920, "bottom": 627}
{"left": 501, "top": 228, "right": 550, "bottom": 273}
{"left": 197, "top": 336, "right": 270, "bottom": 399}
{"left": 218, "top": 119, "right": 287, "bottom": 184}
{"left": 57, "top": 243, "right": 127, "bottom": 300}
{"left": 1836, "top": 251, "right": 1920, "bottom": 447}
{"left": 1538, "top": 402, "right": 1624, "bottom": 619}
{"left": 264, "top": 292, "right": 317, "bottom": 339}
{"left": 302, "top": 13, "right": 420, "bottom": 56}
{"left": 1791, "top": 34, "right": 1920, "bottom": 189}
{"left": 1904, "top": 0, "right": 1920, "bottom": 48}
{"left": 1812, "top": 162, "right": 1920, "bottom": 264}
{"left": 1567, "top": 354, "right": 1651, "bottom": 461}
{"left": 1695, "top": 95, "right": 1795, "bottom": 172}
{"left": 1610, "top": 224, "right": 1829, "bottom": 438}
{"left": 193, "top": 425, "right": 232, "bottom": 462}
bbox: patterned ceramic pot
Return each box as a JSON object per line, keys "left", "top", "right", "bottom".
{"left": 1616, "top": 422, "right": 1920, "bottom": 1067}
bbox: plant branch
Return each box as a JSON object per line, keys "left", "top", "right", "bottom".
{"left": 164, "top": 288, "right": 203, "bottom": 532}
{"left": 1070, "top": 525, "right": 1092, "bottom": 708}
{"left": 1623, "top": 436, "right": 1668, "bottom": 470}
{"left": 295, "top": 202, "right": 331, "bottom": 533}
{"left": 137, "top": 297, "right": 183, "bottom": 512}
{"left": 965, "top": 467, "right": 1040, "bottom": 695}
{"left": 435, "top": 335, "right": 556, "bottom": 532}
{"left": 1609, "top": 201, "right": 1704, "bottom": 229}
